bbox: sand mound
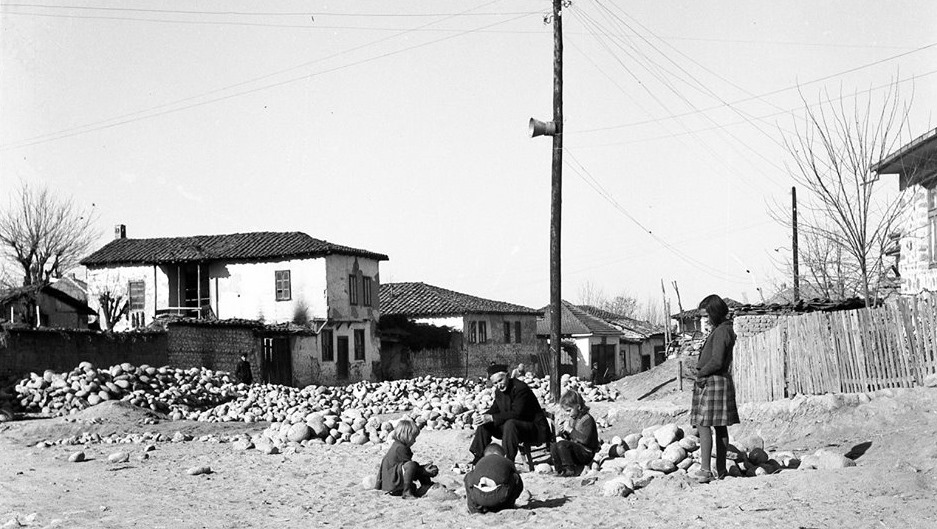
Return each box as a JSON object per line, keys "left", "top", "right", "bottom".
{"left": 609, "top": 357, "right": 696, "bottom": 402}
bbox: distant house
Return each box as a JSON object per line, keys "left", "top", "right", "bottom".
{"left": 81, "top": 227, "right": 388, "bottom": 386}
{"left": 536, "top": 300, "right": 623, "bottom": 381}
{"left": 0, "top": 282, "right": 96, "bottom": 329}
{"left": 576, "top": 306, "right": 667, "bottom": 375}
{"left": 671, "top": 297, "right": 742, "bottom": 336}
{"left": 872, "top": 127, "right": 937, "bottom": 295}
{"left": 379, "top": 282, "right": 542, "bottom": 379}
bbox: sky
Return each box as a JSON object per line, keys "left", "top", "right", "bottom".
{"left": 2, "top": 0, "right": 936, "bottom": 317}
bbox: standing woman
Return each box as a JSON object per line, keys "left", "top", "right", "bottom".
{"left": 691, "top": 294, "right": 739, "bottom": 483}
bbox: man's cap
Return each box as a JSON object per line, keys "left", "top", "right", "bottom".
{"left": 487, "top": 364, "right": 508, "bottom": 376}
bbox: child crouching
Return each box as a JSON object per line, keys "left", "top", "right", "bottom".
{"left": 464, "top": 443, "right": 524, "bottom": 514}
{"left": 551, "top": 389, "right": 599, "bottom": 477}
{"left": 375, "top": 418, "right": 438, "bottom": 498}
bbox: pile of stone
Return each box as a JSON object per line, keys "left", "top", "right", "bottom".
{"left": 12, "top": 362, "right": 239, "bottom": 417}
{"left": 595, "top": 423, "right": 805, "bottom": 496}
{"left": 10, "top": 362, "right": 619, "bottom": 437}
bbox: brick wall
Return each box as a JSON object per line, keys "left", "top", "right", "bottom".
{"left": 734, "top": 314, "right": 783, "bottom": 338}
{"left": 0, "top": 328, "right": 168, "bottom": 378}
{"left": 166, "top": 324, "right": 260, "bottom": 382}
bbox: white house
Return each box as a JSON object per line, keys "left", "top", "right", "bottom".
{"left": 81, "top": 227, "right": 388, "bottom": 385}
{"left": 872, "top": 127, "right": 937, "bottom": 295}
{"left": 536, "top": 300, "right": 622, "bottom": 382}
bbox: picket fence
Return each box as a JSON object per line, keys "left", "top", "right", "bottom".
{"left": 733, "top": 293, "right": 937, "bottom": 403}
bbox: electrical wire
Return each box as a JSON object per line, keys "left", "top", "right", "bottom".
{"left": 1, "top": 4, "right": 532, "bottom": 151}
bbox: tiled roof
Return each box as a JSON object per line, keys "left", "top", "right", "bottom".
{"left": 577, "top": 305, "right": 665, "bottom": 338}
{"left": 379, "top": 282, "right": 541, "bottom": 317}
{"left": 536, "top": 300, "right": 621, "bottom": 337}
{"left": 0, "top": 284, "right": 96, "bottom": 315}
{"left": 81, "top": 231, "right": 389, "bottom": 266}
{"left": 734, "top": 297, "right": 875, "bottom": 315}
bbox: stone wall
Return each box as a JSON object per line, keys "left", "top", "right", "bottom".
{"left": 409, "top": 342, "right": 547, "bottom": 381}
{"left": 734, "top": 314, "right": 783, "bottom": 338}
{"left": 899, "top": 184, "right": 937, "bottom": 294}
{"left": 166, "top": 323, "right": 259, "bottom": 382}
{"left": 0, "top": 328, "right": 168, "bottom": 379}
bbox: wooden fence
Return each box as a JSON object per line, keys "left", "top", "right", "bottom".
{"left": 734, "top": 293, "right": 937, "bottom": 403}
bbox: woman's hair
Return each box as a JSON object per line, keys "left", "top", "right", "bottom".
{"left": 699, "top": 294, "right": 730, "bottom": 326}
{"left": 392, "top": 418, "right": 420, "bottom": 445}
{"left": 559, "top": 389, "right": 589, "bottom": 414}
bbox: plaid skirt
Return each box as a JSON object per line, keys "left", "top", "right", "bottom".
{"left": 690, "top": 374, "right": 739, "bottom": 427}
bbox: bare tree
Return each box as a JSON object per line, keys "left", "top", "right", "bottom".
{"left": 778, "top": 82, "right": 911, "bottom": 302}
{"left": 87, "top": 274, "right": 129, "bottom": 330}
{"left": 577, "top": 280, "right": 639, "bottom": 317}
{"left": 0, "top": 182, "right": 99, "bottom": 287}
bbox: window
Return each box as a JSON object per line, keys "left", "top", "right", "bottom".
{"left": 468, "top": 321, "right": 477, "bottom": 343}
{"left": 362, "top": 276, "right": 373, "bottom": 306}
{"left": 929, "top": 184, "right": 937, "bottom": 265}
{"left": 503, "top": 322, "right": 511, "bottom": 343}
{"left": 478, "top": 321, "right": 487, "bottom": 343}
{"left": 348, "top": 274, "right": 358, "bottom": 305}
{"left": 514, "top": 321, "right": 522, "bottom": 344}
{"left": 321, "top": 329, "right": 334, "bottom": 361}
{"left": 354, "top": 329, "right": 365, "bottom": 360}
{"left": 275, "top": 270, "right": 291, "bottom": 301}
{"left": 128, "top": 281, "right": 145, "bottom": 311}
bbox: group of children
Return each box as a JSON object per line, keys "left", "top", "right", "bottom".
{"left": 374, "top": 387, "right": 600, "bottom": 514}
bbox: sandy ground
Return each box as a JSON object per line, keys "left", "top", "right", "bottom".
{"left": 3, "top": 381, "right": 937, "bottom": 529}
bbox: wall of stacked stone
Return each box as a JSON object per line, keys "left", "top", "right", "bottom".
{"left": 734, "top": 314, "right": 783, "bottom": 338}
{"left": 166, "top": 324, "right": 259, "bottom": 382}
{"left": 0, "top": 328, "right": 168, "bottom": 379}
{"left": 410, "top": 342, "right": 547, "bottom": 380}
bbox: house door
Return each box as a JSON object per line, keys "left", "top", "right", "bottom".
{"left": 262, "top": 337, "right": 292, "bottom": 386}
{"left": 559, "top": 343, "right": 577, "bottom": 378}
{"left": 591, "top": 343, "right": 615, "bottom": 383}
{"left": 337, "top": 336, "right": 350, "bottom": 380}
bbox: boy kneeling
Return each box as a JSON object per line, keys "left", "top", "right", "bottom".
{"left": 464, "top": 443, "right": 524, "bottom": 514}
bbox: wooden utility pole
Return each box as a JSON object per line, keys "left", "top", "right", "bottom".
{"left": 792, "top": 186, "right": 800, "bottom": 302}
{"left": 549, "top": 0, "right": 564, "bottom": 402}
{"left": 672, "top": 281, "right": 685, "bottom": 334}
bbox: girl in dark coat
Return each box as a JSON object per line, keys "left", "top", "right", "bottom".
{"left": 550, "top": 389, "right": 599, "bottom": 477}
{"left": 691, "top": 294, "right": 740, "bottom": 483}
{"left": 375, "top": 418, "right": 438, "bottom": 498}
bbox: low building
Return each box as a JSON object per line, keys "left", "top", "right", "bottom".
{"left": 536, "top": 301, "right": 622, "bottom": 381}
{"left": 872, "top": 127, "right": 937, "bottom": 294}
{"left": 576, "top": 306, "right": 667, "bottom": 375}
{"left": 0, "top": 283, "right": 95, "bottom": 329}
{"left": 379, "top": 282, "right": 542, "bottom": 379}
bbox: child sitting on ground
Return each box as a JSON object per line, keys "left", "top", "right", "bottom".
{"left": 375, "top": 418, "right": 438, "bottom": 498}
{"left": 464, "top": 443, "right": 525, "bottom": 514}
{"left": 551, "top": 389, "right": 600, "bottom": 477}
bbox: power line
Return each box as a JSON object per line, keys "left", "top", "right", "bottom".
{"left": 572, "top": 40, "right": 937, "bottom": 134}
{"left": 0, "top": 3, "right": 535, "bottom": 17}
{"left": 562, "top": 148, "right": 751, "bottom": 285}
{"left": 1, "top": 5, "right": 531, "bottom": 151}
{"left": 566, "top": 69, "right": 937, "bottom": 149}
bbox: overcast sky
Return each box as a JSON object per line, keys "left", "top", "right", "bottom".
{"left": 2, "top": 0, "right": 935, "bottom": 314}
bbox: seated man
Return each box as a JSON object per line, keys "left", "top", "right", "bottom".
{"left": 464, "top": 443, "right": 524, "bottom": 514}
{"left": 469, "top": 364, "right": 551, "bottom": 465}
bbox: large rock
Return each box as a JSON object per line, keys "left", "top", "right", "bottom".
{"left": 653, "top": 424, "right": 681, "bottom": 447}
{"left": 602, "top": 476, "right": 634, "bottom": 497}
{"left": 661, "top": 444, "right": 687, "bottom": 465}
{"left": 647, "top": 459, "right": 677, "bottom": 474}
{"left": 287, "top": 423, "right": 312, "bottom": 443}
{"left": 678, "top": 435, "right": 699, "bottom": 452}
{"left": 799, "top": 449, "right": 856, "bottom": 470}
{"left": 624, "top": 433, "right": 642, "bottom": 449}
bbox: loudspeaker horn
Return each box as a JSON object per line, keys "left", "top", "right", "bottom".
{"left": 529, "top": 117, "right": 558, "bottom": 138}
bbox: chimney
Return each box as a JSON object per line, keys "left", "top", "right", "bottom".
{"left": 114, "top": 224, "right": 126, "bottom": 239}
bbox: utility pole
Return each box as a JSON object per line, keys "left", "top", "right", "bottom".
{"left": 792, "top": 186, "right": 799, "bottom": 302}
{"left": 529, "top": 0, "right": 564, "bottom": 401}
